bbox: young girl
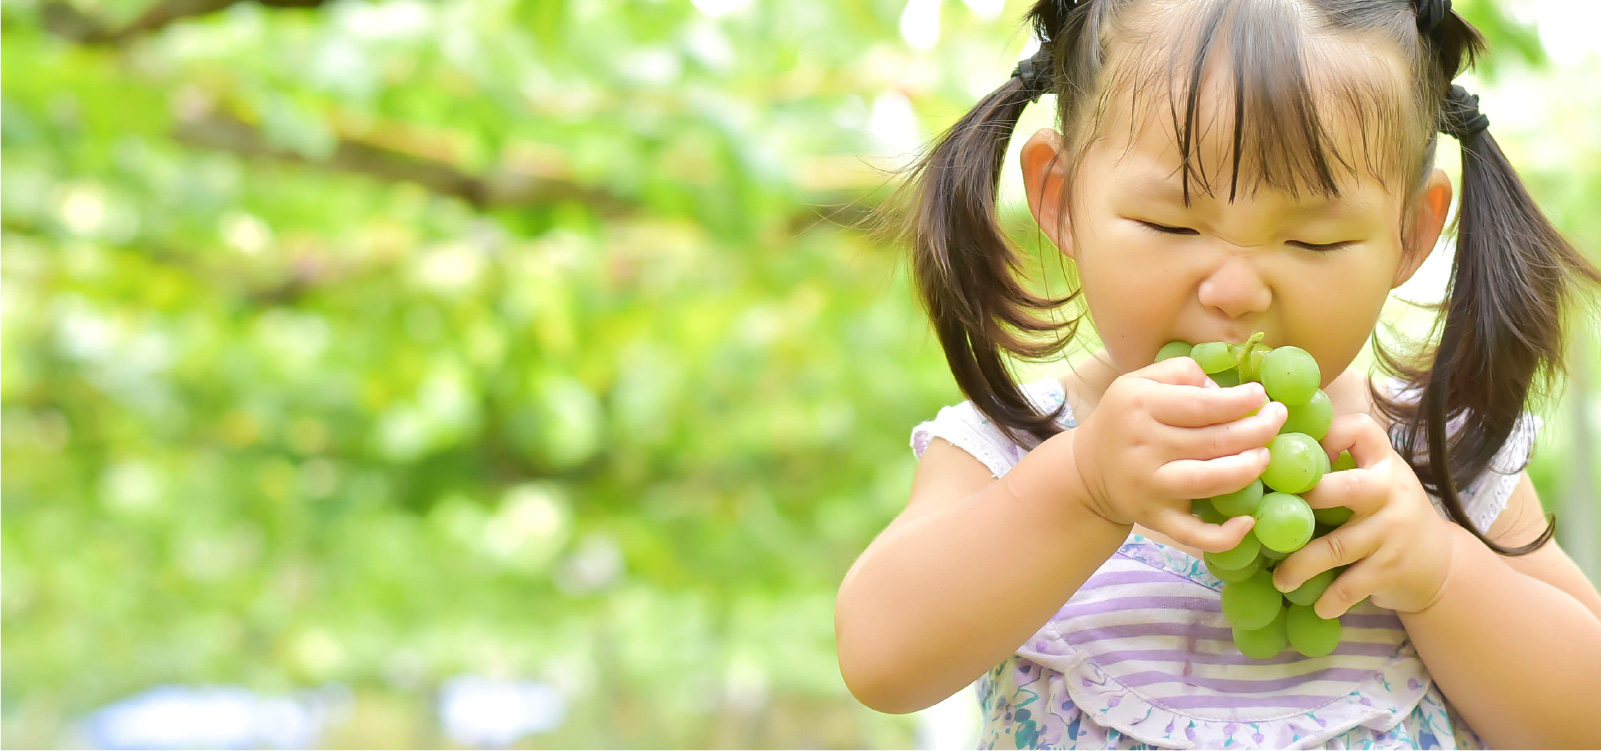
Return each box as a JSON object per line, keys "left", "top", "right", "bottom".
{"left": 835, "top": 0, "right": 1601, "bottom": 748}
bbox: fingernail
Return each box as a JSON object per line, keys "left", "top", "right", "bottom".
{"left": 1274, "top": 576, "right": 1292, "bottom": 593}
{"left": 1253, "top": 447, "right": 1271, "bottom": 462}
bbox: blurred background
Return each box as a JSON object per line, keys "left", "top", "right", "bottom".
{"left": 2, "top": 0, "right": 1597, "bottom": 747}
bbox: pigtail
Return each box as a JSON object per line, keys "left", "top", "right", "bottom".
{"left": 1418, "top": 127, "right": 1598, "bottom": 554}
{"left": 889, "top": 1, "right": 1093, "bottom": 448}
{"left": 1381, "top": 7, "right": 1601, "bottom": 555}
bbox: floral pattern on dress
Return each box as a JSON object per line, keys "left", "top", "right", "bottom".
{"left": 978, "top": 657, "right": 1482, "bottom": 751}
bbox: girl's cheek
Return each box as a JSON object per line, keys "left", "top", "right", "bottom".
{"left": 1274, "top": 267, "right": 1388, "bottom": 384}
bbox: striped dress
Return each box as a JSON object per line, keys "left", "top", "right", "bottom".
{"left": 910, "top": 377, "right": 1540, "bottom": 750}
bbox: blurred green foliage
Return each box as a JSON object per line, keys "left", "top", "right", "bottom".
{"left": 1, "top": 0, "right": 1596, "bottom": 747}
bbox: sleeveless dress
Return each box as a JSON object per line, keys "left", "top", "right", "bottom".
{"left": 909, "top": 376, "right": 1541, "bottom": 750}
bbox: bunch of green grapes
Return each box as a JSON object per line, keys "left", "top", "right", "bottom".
{"left": 1156, "top": 334, "right": 1357, "bottom": 659}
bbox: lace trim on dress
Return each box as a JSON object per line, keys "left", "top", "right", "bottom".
{"left": 1381, "top": 377, "right": 1541, "bottom": 533}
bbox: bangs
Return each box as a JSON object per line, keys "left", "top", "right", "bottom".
{"left": 1094, "top": 0, "right": 1427, "bottom": 205}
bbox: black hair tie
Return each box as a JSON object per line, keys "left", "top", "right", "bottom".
{"left": 1012, "top": 0, "right": 1082, "bottom": 103}
{"left": 1011, "top": 48, "right": 1054, "bottom": 104}
{"left": 1441, "top": 84, "right": 1490, "bottom": 142}
{"left": 1415, "top": 0, "right": 1452, "bottom": 33}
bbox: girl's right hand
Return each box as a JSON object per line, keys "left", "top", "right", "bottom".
{"left": 1069, "top": 356, "right": 1286, "bottom": 553}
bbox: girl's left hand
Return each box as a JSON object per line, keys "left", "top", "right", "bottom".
{"left": 1271, "top": 413, "right": 1456, "bottom": 619}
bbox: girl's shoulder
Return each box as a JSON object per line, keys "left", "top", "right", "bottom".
{"left": 908, "top": 376, "right": 1074, "bottom": 478}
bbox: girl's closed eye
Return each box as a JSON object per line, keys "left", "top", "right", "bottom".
{"left": 1134, "top": 220, "right": 1198, "bottom": 237}
{"left": 1133, "top": 219, "right": 1355, "bottom": 253}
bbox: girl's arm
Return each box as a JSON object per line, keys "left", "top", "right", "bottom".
{"left": 834, "top": 430, "right": 1131, "bottom": 714}
{"left": 837, "top": 360, "right": 1273, "bottom": 714}
{"left": 1399, "top": 476, "right": 1601, "bottom": 749}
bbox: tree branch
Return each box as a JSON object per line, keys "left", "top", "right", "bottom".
{"left": 36, "top": 0, "right": 901, "bottom": 260}
{"left": 41, "top": 0, "right": 331, "bottom": 46}
{"left": 170, "top": 105, "right": 882, "bottom": 233}
{"left": 171, "top": 108, "right": 633, "bottom": 215}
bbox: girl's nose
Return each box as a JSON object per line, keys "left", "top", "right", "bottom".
{"left": 1196, "top": 255, "right": 1272, "bottom": 319}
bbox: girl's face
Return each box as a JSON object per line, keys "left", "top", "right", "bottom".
{"left": 1021, "top": 114, "right": 1453, "bottom": 386}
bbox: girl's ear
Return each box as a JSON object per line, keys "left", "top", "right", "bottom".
{"left": 1020, "top": 128, "right": 1075, "bottom": 259}
{"left": 1395, "top": 168, "right": 1453, "bottom": 288}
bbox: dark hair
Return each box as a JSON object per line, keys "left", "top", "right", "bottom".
{"left": 884, "top": 0, "right": 1600, "bottom": 554}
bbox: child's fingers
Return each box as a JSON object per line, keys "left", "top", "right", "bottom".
{"left": 1301, "top": 467, "right": 1385, "bottom": 516}
{"left": 1149, "top": 382, "right": 1269, "bottom": 428}
{"left": 1310, "top": 558, "right": 1382, "bottom": 620}
{"left": 1133, "top": 355, "right": 1213, "bottom": 388}
{"left": 1168, "top": 401, "right": 1286, "bottom": 459}
{"left": 1153, "top": 508, "right": 1255, "bottom": 554}
{"left": 1154, "top": 447, "right": 1272, "bottom": 499}
{"left": 1319, "top": 413, "right": 1394, "bottom": 468}
{"left": 1273, "top": 519, "right": 1379, "bottom": 594}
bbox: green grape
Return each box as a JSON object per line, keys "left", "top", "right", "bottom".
{"left": 1191, "top": 498, "right": 1229, "bottom": 525}
{"left": 1205, "top": 530, "right": 1261, "bottom": 571}
{"left": 1286, "top": 604, "right": 1342, "bottom": 657}
{"left": 1211, "top": 478, "right": 1264, "bottom": 517}
{"left": 1285, "top": 568, "right": 1338, "bottom": 607}
{"left": 1259, "top": 546, "right": 1287, "bottom": 561}
{"left": 1280, "top": 390, "right": 1333, "bottom": 441}
{"left": 1232, "top": 609, "right": 1288, "bottom": 659}
{"left": 1260, "top": 346, "right": 1321, "bottom": 405}
{"left": 1313, "top": 505, "right": 1354, "bottom": 526}
{"left": 1262, "top": 433, "right": 1329, "bottom": 494}
{"left": 1209, "top": 369, "right": 1241, "bottom": 387}
{"left": 1254, "top": 492, "right": 1316, "bottom": 553}
{"left": 1221, "top": 570, "right": 1283, "bottom": 630}
{"left": 1156, "top": 340, "right": 1195, "bottom": 362}
{"left": 1207, "top": 556, "right": 1261, "bottom": 583}
{"left": 1190, "top": 342, "right": 1235, "bottom": 373}
{"left": 1332, "top": 450, "right": 1357, "bottom": 471}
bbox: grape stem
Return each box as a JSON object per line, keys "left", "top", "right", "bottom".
{"left": 1234, "top": 331, "right": 1266, "bottom": 372}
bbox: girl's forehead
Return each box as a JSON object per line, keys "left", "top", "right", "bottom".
{"left": 1081, "top": 18, "right": 1423, "bottom": 204}
{"left": 1101, "top": 137, "right": 1395, "bottom": 220}
{"left": 1095, "top": 107, "right": 1397, "bottom": 210}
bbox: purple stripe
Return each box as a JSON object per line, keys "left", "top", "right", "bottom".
{"left": 1055, "top": 606, "right": 1402, "bottom": 639}
{"left": 1151, "top": 693, "right": 1338, "bottom": 711}
{"left": 1066, "top": 622, "right": 1234, "bottom": 642}
{"left": 1343, "top": 613, "right": 1403, "bottom": 629}
{"left": 1081, "top": 569, "right": 1191, "bottom": 590}
{"left": 1059, "top": 596, "right": 1222, "bottom": 620}
{"left": 1063, "top": 622, "right": 1403, "bottom": 651}
{"left": 1117, "top": 667, "right": 1378, "bottom": 693}
{"left": 1066, "top": 574, "right": 1402, "bottom": 627}
{"left": 1061, "top": 595, "right": 1402, "bottom": 631}
{"left": 1087, "top": 643, "right": 1401, "bottom": 666}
